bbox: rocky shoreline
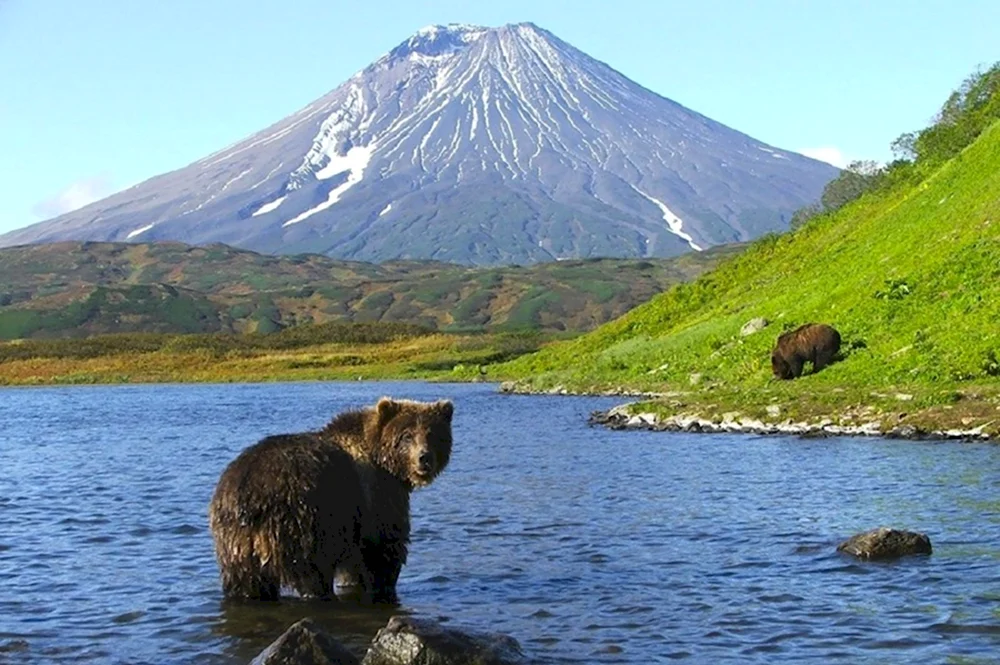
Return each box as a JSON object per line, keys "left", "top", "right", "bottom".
{"left": 587, "top": 403, "right": 993, "bottom": 441}
{"left": 498, "top": 380, "right": 662, "bottom": 398}
{"left": 498, "top": 380, "right": 994, "bottom": 441}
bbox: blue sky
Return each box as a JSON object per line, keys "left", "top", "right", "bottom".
{"left": 1, "top": 0, "right": 997, "bottom": 236}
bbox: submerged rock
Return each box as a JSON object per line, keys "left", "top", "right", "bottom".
{"left": 250, "top": 618, "right": 359, "bottom": 665}
{"left": 362, "top": 616, "right": 526, "bottom": 665}
{"left": 836, "top": 527, "right": 932, "bottom": 560}
{"left": 588, "top": 410, "right": 611, "bottom": 426}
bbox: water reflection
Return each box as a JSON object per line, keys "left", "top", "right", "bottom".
{"left": 1, "top": 381, "right": 999, "bottom": 664}
{"left": 209, "top": 597, "right": 402, "bottom": 661}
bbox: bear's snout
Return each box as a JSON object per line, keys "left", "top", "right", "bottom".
{"left": 418, "top": 450, "right": 436, "bottom": 474}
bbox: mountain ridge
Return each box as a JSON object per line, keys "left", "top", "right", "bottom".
{"left": 0, "top": 22, "right": 837, "bottom": 264}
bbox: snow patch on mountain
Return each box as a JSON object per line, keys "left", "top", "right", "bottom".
{"left": 252, "top": 196, "right": 287, "bottom": 217}
{"left": 249, "top": 163, "right": 284, "bottom": 190}
{"left": 283, "top": 144, "right": 376, "bottom": 227}
{"left": 290, "top": 86, "right": 369, "bottom": 186}
{"left": 758, "top": 146, "right": 789, "bottom": 160}
{"left": 316, "top": 144, "right": 375, "bottom": 181}
{"left": 631, "top": 185, "right": 703, "bottom": 251}
{"left": 126, "top": 223, "right": 154, "bottom": 239}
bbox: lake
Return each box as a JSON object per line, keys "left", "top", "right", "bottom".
{"left": 1, "top": 381, "right": 999, "bottom": 664}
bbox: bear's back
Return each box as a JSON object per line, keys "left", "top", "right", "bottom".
{"left": 776, "top": 323, "right": 838, "bottom": 352}
{"left": 211, "top": 433, "right": 365, "bottom": 531}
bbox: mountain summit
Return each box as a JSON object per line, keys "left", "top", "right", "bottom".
{"left": 1, "top": 22, "right": 838, "bottom": 264}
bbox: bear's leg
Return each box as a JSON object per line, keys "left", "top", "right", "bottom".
{"left": 333, "top": 554, "right": 375, "bottom": 602}
{"left": 333, "top": 562, "right": 363, "bottom": 593}
{"left": 249, "top": 572, "right": 280, "bottom": 601}
{"left": 813, "top": 349, "right": 834, "bottom": 372}
{"left": 788, "top": 355, "right": 805, "bottom": 378}
{"left": 220, "top": 564, "right": 280, "bottom": 601}
{"left": 287, "top": 564, "right": 335, "bottom": 600}
{"left": 371, "top": 560, "right": 402, "bottom": 604}
{"left": 276, "top": 534, "right": 345, "bottom": 600}
{"left": 363, "top": 540, "right": 406, "bottom": 603}
{"left": 212, "top": 526, "right": 281, "bottom": 601}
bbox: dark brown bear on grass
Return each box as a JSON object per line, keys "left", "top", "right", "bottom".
{"left": 771, "top": 323, "right": 841, "bottom": 380}
{"left": 207, "top": 396, "right": 453, "bottom": 603}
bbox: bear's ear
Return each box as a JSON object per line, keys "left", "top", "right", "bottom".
{"left": 375, "top": 396, "right": 402, "bottom": 427}
{"left": 436, "top": 400, "right": 454, "bottom": 422}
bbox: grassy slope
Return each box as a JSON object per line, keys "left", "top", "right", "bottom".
{"left": 490, "top": 122, "right": 1000, "bottom": 434}
{"left": 0, "top": 241, "right": 741, "bottom": 339}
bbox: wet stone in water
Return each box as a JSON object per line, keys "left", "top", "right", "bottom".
{"left": 251, "top": 618, "right": 360, "bottom": 665}
{"left": 362, "top": 615, "right": 526, "bottom": 665}
{"left": 836, "top": 527, "right": 932, "bottom": 560}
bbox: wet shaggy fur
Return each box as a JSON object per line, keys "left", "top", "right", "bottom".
{"left": 771, "top": 323, "right": 842, "bottom": 380}
{"left": 207, "top": 396, "right": 454, "bottom": 603}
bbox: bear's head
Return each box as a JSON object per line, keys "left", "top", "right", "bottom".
{"left": 771, "top": 350, "right": 793, "bottom": 380}
{"left": 372, "top": 397, "right": 454, "bottom": 489}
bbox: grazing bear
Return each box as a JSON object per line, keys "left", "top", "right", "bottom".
{"left": 207, "top": 396, "right": 454, "bottom": 603}
{"left": 771, "top": 323, "right": 841, "bottom": 380}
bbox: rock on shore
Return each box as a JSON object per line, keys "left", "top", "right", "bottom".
{"left": 498, "top": 380, "right": 655, "bottom": 398}
{"left": 588, "top": 403, "right": 992, "bottom": 441}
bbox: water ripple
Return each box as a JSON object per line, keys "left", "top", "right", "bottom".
{"left": 1, "top": 382, "right": 999, "bottom": 663}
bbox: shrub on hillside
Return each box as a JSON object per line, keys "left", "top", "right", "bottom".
{"left": 790, "top": 61, "right": 1000, "bottom": 229}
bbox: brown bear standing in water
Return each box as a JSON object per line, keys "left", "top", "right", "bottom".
{"left": 771, "top": 323, "right": 841, "bottom": 379}
{"left": 207, "top": 396, "right": 453, "bottom": 603}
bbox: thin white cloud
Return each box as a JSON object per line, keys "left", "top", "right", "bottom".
{"left": 798, "top": 147, "right": 848, "bottom": 169}
{"left": 31, "top": 174, "right": 116, "bottom": 220}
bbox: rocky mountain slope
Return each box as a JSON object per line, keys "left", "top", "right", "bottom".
{"left": 1, "top": 23, "right": 837, "bottom": 265}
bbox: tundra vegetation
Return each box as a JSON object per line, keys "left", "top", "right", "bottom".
{"left": 0, "top": 243, "right": 738, "bottom": 385}
{"left": 0, "top": 323, "right": 548, "bottom": 385}
{"left": 0, "top": 242, "right": 740, "bottom": 339}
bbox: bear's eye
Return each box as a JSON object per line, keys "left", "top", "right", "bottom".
{"left": 397, "top": 432, "right": 414, "bottom": 447}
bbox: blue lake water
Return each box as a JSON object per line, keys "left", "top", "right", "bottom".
{"left": 1, "top": 381, "right": 999, "bottom": 664}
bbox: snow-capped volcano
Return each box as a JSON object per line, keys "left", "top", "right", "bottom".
{"left": 0, "top": 22, "right": 838, "bottom": 264}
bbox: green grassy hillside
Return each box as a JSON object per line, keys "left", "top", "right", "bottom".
{"left": 492, "top": 117, "right": 1000, "bottom": 434}
{"left": 0, "top": 241, "right": 741, "bottom": 339}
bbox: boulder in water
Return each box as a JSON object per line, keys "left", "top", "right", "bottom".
{"left": 836, "top": 527, "right": 932, "bottom": 560}
{"left": 250, "top": 618, "right": 359, "bottom": 665}
{"left": 361, "top": 616, "right": 526, "bottom": 665}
